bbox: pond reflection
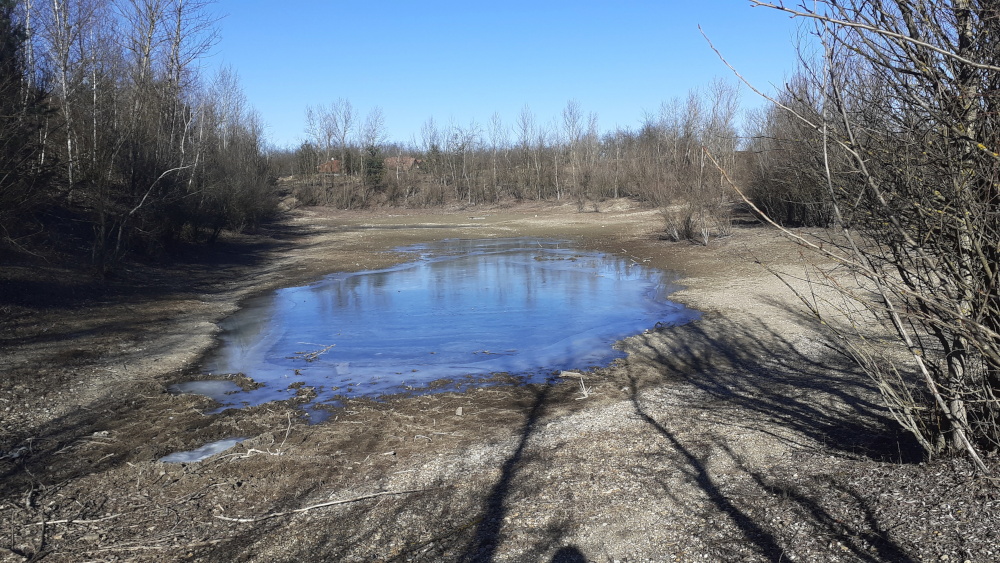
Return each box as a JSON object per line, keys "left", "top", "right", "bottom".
{"left": 195, "top": 238, "right": 699, "bottom": 412}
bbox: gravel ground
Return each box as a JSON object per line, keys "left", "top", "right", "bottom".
{"left": 1, "top": 200, "right": 997, "bottom": 562}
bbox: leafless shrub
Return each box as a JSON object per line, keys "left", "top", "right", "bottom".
{"left": 734, "top": 0, "right": 1000, "bottom": 470}
{"left": 660, "top": 202, "right": 731, "bottom": 245}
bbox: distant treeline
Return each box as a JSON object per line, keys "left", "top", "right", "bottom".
{"left": 1, "top": 0, "right": 274, "bottom": 272}
{"left": 268, "top": 81, "right": 835, "bottom": 240}
{"left": 271, "top": 85, "right": 746, "bottom": 239}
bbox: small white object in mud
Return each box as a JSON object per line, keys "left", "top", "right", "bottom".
{"left": 159, "top": 437, "right": 246, "bottom": 463}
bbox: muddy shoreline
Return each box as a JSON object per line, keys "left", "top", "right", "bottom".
{"left": 2, "top": 200, "right": 997, "bottom": 562}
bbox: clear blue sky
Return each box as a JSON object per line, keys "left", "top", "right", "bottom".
{"left": 207, "top": 1, "right": 807, "bottom": 149}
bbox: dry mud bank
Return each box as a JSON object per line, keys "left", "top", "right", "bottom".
{"left": 1, "top": 200, "right": 997, "bottom": 562}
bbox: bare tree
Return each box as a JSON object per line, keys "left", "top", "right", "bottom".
{"left": 515, "top": 105, "right": 543, "bottom": 199}
{"left": 0, "top": 0, "right": 49, "bottom": 250}
{"left": 488, "top": 112, "right": 510, "bottom": 201}
{"left": 445, "top": 120, "right": 481, "bottom": 204}
{"left": 164, "top": 0, "right": 217, "bottom": 181}
{"left": 306, "top": 97, "right": 353, "bottom": 167}
{"left": 39, "top": 0, "right": 104, "bottom": 189}
{"left": 305, "top": 104, "right": 333, "bottom": 160}
{"left": 560, "top": 99, "right": 603, "bottom": 210}
{"left": 18, "top": 0, "right": 36, "bottom": 91}
{"left": 358, "top": 106, "right": 386, "bottom": 195}
{"left": 581, "top": 109, "right": 599, "bottom": 205}
{"left": 419, "top": 116, "right": 446, "bottom": 201}
{"left": 746, "top": 0, "right": 1000, "bottom": 468}
{"left": 331, "top": 97, "right": 353, "bottom": 170}
{"left": 562, "top": 99, "right": 583, "bottom": 204}
{"left": 746, "top": 73, "right": 837, "bottom": 227}
{"left": 164, "top": 0, "right": 217, "bottom": 91}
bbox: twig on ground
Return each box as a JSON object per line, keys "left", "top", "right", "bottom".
{"left": 28, "top": 513, "right": 121, "bottom": 526}
{"left": 213, "top": 488, "right": 434, "bottom": 523}
{"left": 224, "top": 412, "right": 296, "bottom": 461}
{"left": 278, "top": 411, "right": 293, "bottom": 450}
{"left": 226, "top": 448, "right": 283, "bottom": 460}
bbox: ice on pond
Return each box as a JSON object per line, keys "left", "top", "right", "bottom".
{"left": 159, "top": 437, "right": 246, "bottom": 463}
{"left": 186, "top": 237, "right": 699, "bottom": 410}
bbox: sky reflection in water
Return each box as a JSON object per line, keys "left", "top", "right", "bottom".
{"left": 194, "top": 238, "right": 699, "bottom": 412}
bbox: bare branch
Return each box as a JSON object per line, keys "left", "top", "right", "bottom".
{"left": 213, "top": 488, "right": 434, "bottom": 523}
{"left": 749, "top": 1, "right": 1000, "bottom": 72}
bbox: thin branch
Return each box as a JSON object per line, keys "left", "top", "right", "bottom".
{"left": 213, "top": 488, "right": 434, "bottom": 523}
{"left": 126, "top": 165, "right": 193, "bottom": 219}
{"left": 28, "top": 513, "right": 122, "bottom": 526}
{"left": 749, "top": 1, "right": 1000, "bottom": 72}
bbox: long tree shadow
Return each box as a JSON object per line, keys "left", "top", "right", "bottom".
{"left": 622, "top": 297, "right": 922, "bottom": 560}
{"left": 191, "top": 384, "right": 566, "bottom": 563}
{"left": 718, "top": 441, "right": 916, "bottom": 562}
{"left": 627, "top": 376, "right": 787, "bottom": 562}
{"left": 460, "top": 385, "right": 551, "bottom": 562}
{"left": 625, "top": 300, "right": 921, "bottom": 463}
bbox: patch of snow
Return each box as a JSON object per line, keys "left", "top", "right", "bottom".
{"left": 159, "top": 437, "right": 246, "bottom": 463}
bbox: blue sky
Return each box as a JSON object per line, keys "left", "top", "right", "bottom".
{"left": 207, "top": 1, "right": 807, "bottom": 149}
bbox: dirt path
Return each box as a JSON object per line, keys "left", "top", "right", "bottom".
{"left": 1, "top": 201, "right": 996, "bottom": 562}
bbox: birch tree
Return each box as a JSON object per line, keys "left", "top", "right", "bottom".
{"left": 39, "top": 0, "right": 103, "bottom": 189}
{"left": 0, "top": 0, "right": 49, "bottom": 248}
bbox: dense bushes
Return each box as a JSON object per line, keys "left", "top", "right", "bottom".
{"left": 743, "top": 77, "right": 837, "bottom": 228}
{"left": 1, "top": 0, "right": 277, "bottom": 270}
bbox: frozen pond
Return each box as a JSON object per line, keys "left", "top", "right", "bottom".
{"left": 187, "top": 238, "right": 698, "bottom": 414}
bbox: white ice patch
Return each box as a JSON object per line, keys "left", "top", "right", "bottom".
{"left": 159, "top": 437, "right": 246, "bottom": 463}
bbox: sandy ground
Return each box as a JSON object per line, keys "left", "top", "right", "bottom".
{"left": 1, "top": 200, "right": 997, "bottom": 562}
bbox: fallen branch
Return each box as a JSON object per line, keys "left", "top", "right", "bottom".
{"left": 290, "top": 343, "right": 336, "bottom": 362}
{"left": 29, "top": 513, "right": 121, "bottom": 526}
{"left": 213, "top": 488, "right": 433, "bottom": 523}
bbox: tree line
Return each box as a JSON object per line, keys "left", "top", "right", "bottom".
{"left": 0, "top": 0, "right": 274, "bottom": 272}
{"left": 273, "top": 81, "right": 743, "bottom": 242}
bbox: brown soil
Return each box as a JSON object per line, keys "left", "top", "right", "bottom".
{"left": 1, "top": 200, "right": 997, "bottom": 562}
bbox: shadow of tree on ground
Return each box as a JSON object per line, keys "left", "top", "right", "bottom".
{"left": 460, "top": 386, "right": 550, "bottom": 562}
{"left": 622, "top": 302, "right": 922, "bottom": 561}
{"left": 623, "top": 299, "right": 921, "bottom": 463}
{"left": 628, "top": 376, "right": 786, "bottom": 561}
